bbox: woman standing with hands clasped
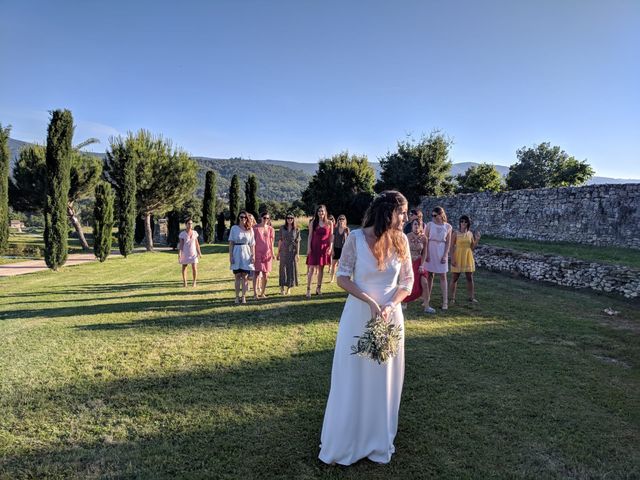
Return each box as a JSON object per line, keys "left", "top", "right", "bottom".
{"left": 329, "top": 215, "right": 350, "bottom": 283}
{"left": 305, "top": 204, "right": 333, "bottom": 298}
{"left": 253, "top": 211, "right": 275, "bottom": 299}
{"left": 450, "top": 215, "right": 481, "bottom": 304}
{"left": 277, "top": 213, "right": 301, "bottom": 295}
{"left": 319, "top": 190, "right": 413, "bottom": 466}
{"left": 229, "top": 210, "right": 256, "bottom": 304}
{"left": 178, "top": 218, "right": 202, "bottom": 287}
{"left": 419, "top": 206, "right": 452, "bottom": 313}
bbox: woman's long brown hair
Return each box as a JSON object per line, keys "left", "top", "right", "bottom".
{"left": 361, "top": 191, "right": 409, "bottom": 270}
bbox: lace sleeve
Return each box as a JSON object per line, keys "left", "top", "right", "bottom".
{"left": 336, "top": 230, "right": 358, "bottom": 278}
{"left": 397, "top": 235, "right": 414, "bottom": 293}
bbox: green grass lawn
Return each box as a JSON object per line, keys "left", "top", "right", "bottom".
{"left": 0, "top": 244, "right": 639, "bottom": 479}
{"left": 482, "top": 235, "right": 640, "bottom": 269}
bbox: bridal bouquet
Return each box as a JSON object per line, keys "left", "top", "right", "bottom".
{"left": 351, "top": 314, "right": 403, "bottom": 364}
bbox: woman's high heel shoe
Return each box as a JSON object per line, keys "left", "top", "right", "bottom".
{"left": 305, "top": 288, "right": 311, "bottom": 299}
{"left": 316, "top": 286, "right": 322, "bottom": 296}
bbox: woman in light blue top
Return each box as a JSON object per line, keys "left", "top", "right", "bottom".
{"left": 229, "top": 210, "right": 256, "bottom": 304}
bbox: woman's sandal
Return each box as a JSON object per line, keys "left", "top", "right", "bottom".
{"left": 305, "top": 289, "right": 311, "bottom": 299}
{"left": 316, "top": 286, "right": 322, "bottom": 296}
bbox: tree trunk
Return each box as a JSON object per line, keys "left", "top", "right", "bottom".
{"left": 67, "top": 203, "right": 90, "bottom": 251}
{"left": 144, "top": 212, "right": 154, "bottom": 251}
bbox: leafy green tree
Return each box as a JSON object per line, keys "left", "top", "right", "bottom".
{"left": 44, "top": 109, "right": 73, "bottom": 270}
{"left": 506, "top": 142, "right": 594, "bottom": 190}
{"left": 456, "top": 163, "right": 504, "bottom": 193}
{"left": 104, "top": 136, "right": 137, "bottom": 257}
{"left": 93, "top": 182, "right": 114, "bottom": 262}
{"left": 201, "top": 170, "right": 216, "bottom": 243}
{"left": 377, "top": 132, "right": 454, "bottom": 205}
{"left": 301, "top": 151, "right": 375, "bottom": 223}
{"left": 229, "top": 174, "right": 240, "bottom": 223}
{"left": 0, "top": 124, "right": 10, "bottom": 254}
{"left": 115, "top": 130, "right": 198, "bottom": 251}
{"left": 244, "top": 174, "right": 259, "bottom": 217}
{"left": 11, "top": 141, "right": 101, "bottom": 250}
{"left": 216, "top": 211, "right": 226, "bottom": 242}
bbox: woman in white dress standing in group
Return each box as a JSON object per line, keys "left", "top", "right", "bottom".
{"left": 319, "top": 190, "right": 413, "bottom": 466}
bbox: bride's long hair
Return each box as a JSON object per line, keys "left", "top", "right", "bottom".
{"left": 361, "top": 190, "right": 409, "bottom": 270}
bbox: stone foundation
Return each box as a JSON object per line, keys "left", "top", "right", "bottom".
{"left": 475, "top": 245, "right": 640, "bottom": 299}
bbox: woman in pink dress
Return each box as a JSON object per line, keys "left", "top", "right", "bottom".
{"left": 306, "top": 204, "right": 333, "bottom": 298}
{"left": 419, "top": 206, "right": 452, "bottom": 313}
{"left": 178, "top": 218, "right": 202, "bottom": 287}
{"left": 253, "top": 211, "right": 275, "bottom": 299}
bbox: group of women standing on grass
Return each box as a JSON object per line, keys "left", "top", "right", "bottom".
{"left": 403, "top": 206, "right": 481, "bottom": 313}
{"left": 225, "top": 205, "right": 350, "bottom": 304}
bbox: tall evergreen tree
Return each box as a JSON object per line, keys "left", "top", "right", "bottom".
{"left": 244, "top": 174, "right": 259, "bottom": 217}
{"left": 93, "top": 182, "right": 114, "bottom": 262}
{"left": 104, "top": 136, "right": 136, "bottom": 257}
{"left": 44, "top": 109, "right": 73, "bottom": 270}
{"left": 202, "top": 170, "right": 217, "bottom": 243}
{"left": 167, "top": 209, "right": 180, "bottom": 250}
{"left": 0, "top": 124, "right": 10, "bottom": 254}
{"left": 216, "top": 211, "right": 226, "bottom": 242}
{"left": 229, "top": 174, "right": 240, "bottom": 223}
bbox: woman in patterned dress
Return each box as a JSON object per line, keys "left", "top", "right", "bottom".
{"left": 277, "top": 213, "right": 301, "bottom": 295}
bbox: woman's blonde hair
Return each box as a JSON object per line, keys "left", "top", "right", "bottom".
{"left": 362, "top": 190, "right": 409, "bottom": 270}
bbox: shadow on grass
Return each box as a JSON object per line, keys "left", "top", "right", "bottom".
{"left": 2, "top": 323, "right": 637, "bottom": 479}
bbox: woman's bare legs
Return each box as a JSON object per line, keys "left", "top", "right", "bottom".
{"left": 252, "top": 272, "right": 261, "bottom": 299}
{"left": 241, "top": 273, "right": 249, "bottom": 303}
{"left": 450, "top": 272, "right": 461, "bottom": 303}
{"left": 440, "top": 273, "right": 448, "bottom": 309}
{"left": 260, "top": 273, "right": 269, "bottom": 298}
{"left": 306, "top": 266, "right": 316, "bottom": 298}
{"left": 466, "top": 272, "right": 476, "bottom": 301}
{"left": 181, "top": 265, "right": 188, "bottom": 287}
{"left": 316, "top": 266, "right": 325, "bottom": 294}
{"left": 191, "top": 264, "right": 198, "bottom": 287}
{"left": 234, "top": 273, "right": 242, "bottom": 303}
{"left": 330, "top": 259, "right": 339, "bottom": 282}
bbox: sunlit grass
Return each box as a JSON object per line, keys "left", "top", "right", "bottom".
{"left": 0, "top": 243, "right": 639, "bottom": 479}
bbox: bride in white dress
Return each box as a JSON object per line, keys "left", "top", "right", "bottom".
{"left": 319, "top": 190, "right": 413, "bottom": 465}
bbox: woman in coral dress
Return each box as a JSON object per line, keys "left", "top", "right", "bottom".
{"left": 319, "top": 191, "right": 413, "bottom": 465}
{"left": 450, "top": 215, "right": 481, "bottom": 303}
{"left": 305, "top": 205, "right": 333, "bottom": 297}
{"left": 252, "top": 212, "right": 275, "bottom": 299}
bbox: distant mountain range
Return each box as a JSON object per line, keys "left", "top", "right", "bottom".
{"left": 7, "top": 138, "right": 639, "bottom": 202}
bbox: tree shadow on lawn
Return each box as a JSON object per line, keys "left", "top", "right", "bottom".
{"left": 0, "top": 292, "right": 346, "bottom": 329}
{"left": 2, "top": 327, "right": 634, "bottom": 479}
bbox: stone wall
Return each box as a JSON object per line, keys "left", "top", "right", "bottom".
{"left": 419, "top": 184, "right": 640, "bottom": 249}
{"left": 475, "top": 245, "right": 640, "bottom": 299}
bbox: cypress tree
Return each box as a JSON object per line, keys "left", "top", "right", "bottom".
{"left": 93, "top": 182, "right": 114, "bottom": 262}
{"left": 216, "top": 211, "right": 226, "bottom": 242}
{"left": 104, "top": 137, "right": 136, "bottom": 257}
{"left": 44, "top": 109, "right": 73, "bottom": 270}
{"left": 167, "top": 209, "right": 180, "bottom": 249}
{"left": 244, "top": 174, "right": 259, "bottom": 217}
{"left": 202, "top": 170, "right": 217, "bottom": 243}
{"left": 0, "top": 124, "right": 10, "bottom": 254}
{"left": 229, "top": 174, "right": 240, "bottom": 223}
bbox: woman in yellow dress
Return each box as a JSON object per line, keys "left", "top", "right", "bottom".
{"left": 450, "top": 215, "right": 481, "bottom": 303}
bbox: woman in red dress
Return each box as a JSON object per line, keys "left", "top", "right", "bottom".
{"left": 306, "top": 204, "right": 333, "bottom": 298}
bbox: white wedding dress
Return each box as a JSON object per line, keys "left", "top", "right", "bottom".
{"left": 319, "top": 229, "right": 413, "bottom": 465}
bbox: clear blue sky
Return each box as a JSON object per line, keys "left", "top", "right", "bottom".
{"left": 1, "top": 0, "right": 638, "bottom": 178}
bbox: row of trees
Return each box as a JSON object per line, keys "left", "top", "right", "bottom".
{"left": 301, "top": 133, "right": 595, "bottom": 224}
